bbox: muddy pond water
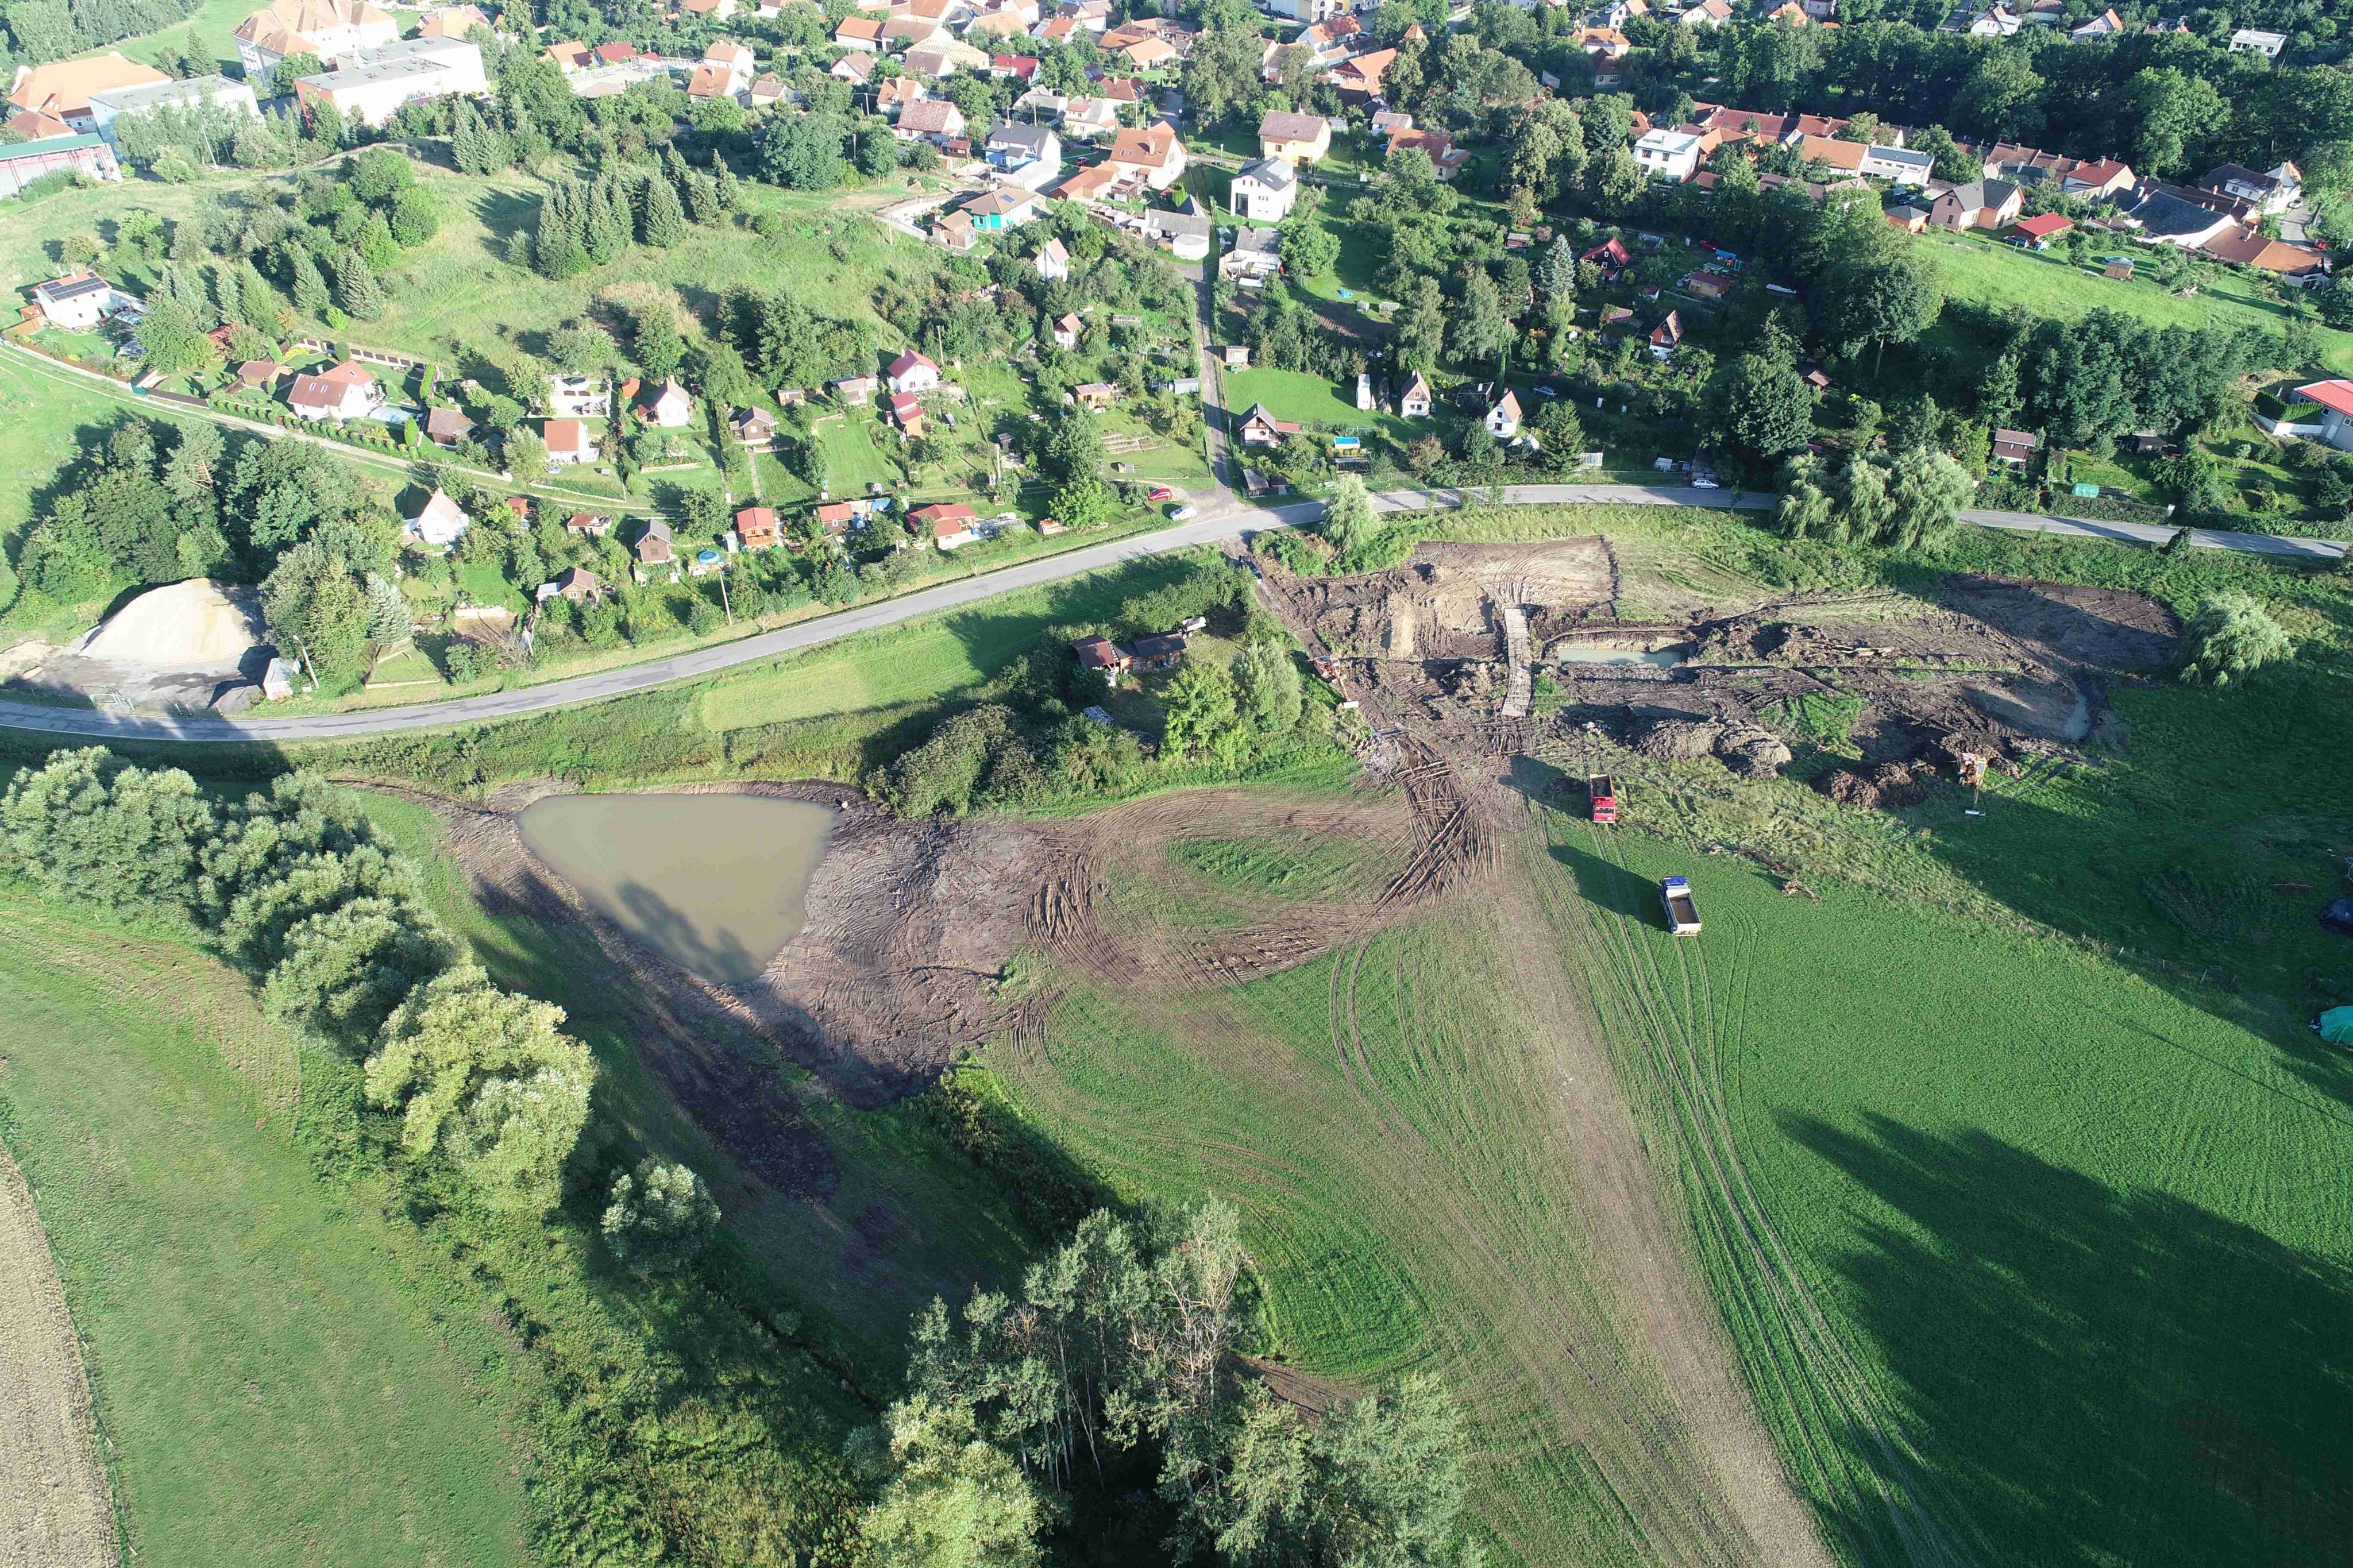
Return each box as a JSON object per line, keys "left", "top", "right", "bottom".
{"left": 516, "top": 793, "right": 837, "bottom": 988}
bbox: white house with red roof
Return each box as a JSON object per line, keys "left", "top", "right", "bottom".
{"left": 2290, "top": 380, "right": 2353, "bottom": 451}
{"left": 886, "top": 350, "right": 941, "bottom": 394}
{"left": 286, "top": 358, "right": 380, "bottom": 422}
{"left": 911, "top": 500, "right": 978, "bottom": 546}
{"left": 1484, "top": 391, "right": 1522, "bottom": 439}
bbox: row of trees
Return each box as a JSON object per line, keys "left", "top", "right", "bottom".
{"left": 0, "top": 752, "right": 596, "bottom": 1210}
{"left": 861, "top": 1202, "right": 1476, "bottom": 1566}
{"left": 529, "top": 144, "right": 741, "bottom": 279}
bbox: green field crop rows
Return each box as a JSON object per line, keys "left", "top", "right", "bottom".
{"left": 0, "top": 897, "right": 534, "bottom": 1568}
{"left": 1531, "top": 814, "right": 2353, "bottom": 1567}
{"left": 984, "top": 808, "right": 1823, "bottom": 1567}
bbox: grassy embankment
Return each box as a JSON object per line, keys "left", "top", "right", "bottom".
{"left": 0, "top": 895, "right": 537, "bottom": 1568}
{"left": 1927, "top": 228, "right": 2353, "bottom": 373}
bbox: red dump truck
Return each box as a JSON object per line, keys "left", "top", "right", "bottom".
{"left": 1588, "top": 774, "right": 1617, "bottom": 824}
{"left": 1660, "top": 876, "right": 1702, "bottom": 936}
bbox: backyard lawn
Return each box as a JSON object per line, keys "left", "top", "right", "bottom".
{"left": 1926, "top": 230, "right": 2353, "bottom": 372}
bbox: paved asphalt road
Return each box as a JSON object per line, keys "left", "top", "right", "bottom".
{"left": 2, "top": 482, "right": 2337, "bottom": 744}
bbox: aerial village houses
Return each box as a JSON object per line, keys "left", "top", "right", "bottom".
{"left": 1931, "top": 179, "right": 2023, "bottom": 230}
{"left": 734, "top": 506, "right": 783, "bottom": 550}
{"left": 7, "top": 53, "right": 169, "bottom": 130}
{"left": 1634, "top": 128, "right": 1704, "bottom": 182}
{"left": 1257, "top": 109, "right": 1329, "bottom": 164}
{"left": 287, "top": 360, "right": 381, "bottom": 422}
{"left": 1237, "top": 403, "right": 1300, "bottom": 446}
{"left": 1107, "top": 123, "right": 1186, "bottom": 190}
{"left": 233, "top": 0, "right": 397, "bottom": 75}
{"left": 1231, "top": 155, "right": 1297, "bottom": 222}
{"left": 543, "top": 418, "right": 597, "bottom": 466}
{"left": 634, "top": 517, "right": 676, "bottom": 578}
{"left": 1145, "top": 206, "right": 1212, "bottom": 262}
{"left": 886, "top": 350, "right": 941, "bottom": 395}
{"left": 911, "top": 501, "right": 979, "bottom": 547}
{"left": 293, "top": 36, "right": 487, "bottom": 127}
{"left": 638, "top": 376, "right": 694, "bottom": 428}
{"left": 1485, "top": 392, "right": 1522, "bottom": 439}
{"left": 897, "top": 98, "right": 966, "bottom": 146}
{"left": 1399, "top": 373, "right": 1433, "bottom": 419}
{"left": 405, "top": 488, "right": 472, "bottom": 550}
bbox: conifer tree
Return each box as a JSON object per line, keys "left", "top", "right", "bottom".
{"left": 638, "top": 175, "right": 686, "bottom": 248}
{"left": 531, "top": 184, "right": 588, "bottom": 279}
{"left": 684, "top": 170, "right": 721, "bottom": 226}
{"left": 238, "top": 258, "right": 279, "bottom": 329}
{"left": 357, "top": 208, "right": 398, "bottom": 269}
{"left": 288, "top": 245, "right": 330, "bottom": 315}
{"left": 585, "top": 173, "right": 630, "bottom": 264}
{"left": 713, "top": 164, "right": 740, "bottom": 210}
{"left": 333, "top": 246, "right": 385, "bottom": 320}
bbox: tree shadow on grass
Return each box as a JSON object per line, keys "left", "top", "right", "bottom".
{"left": 1785, "top": 1114, "right": 2353, "bottom": 1568}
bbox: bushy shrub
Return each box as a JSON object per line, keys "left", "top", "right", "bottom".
{"left": 2178, "top": 592, "right": 2292, "bottom": 686}
{"left": 601, "top": 1159, "right": 721, "bottom": 1273}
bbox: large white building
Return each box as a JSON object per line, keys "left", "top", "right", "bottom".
{"left": 1634, "top": 127, "right": 1703, "bottom": 182}
{"left": 1230, "top": 154, "right": 1297, "bottom": 223}
{"left": 86, "top": 74, "right": 260, "bottom": 142}
{"left": 294, "top": 37, "right": 485, "bottom": 128}
{"left": 234, "top": 0, "right": 399, "bottom": 76}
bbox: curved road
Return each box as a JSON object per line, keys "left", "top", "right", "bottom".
{"left": 0, "top": 479, "right": 2340, "bottom": 743}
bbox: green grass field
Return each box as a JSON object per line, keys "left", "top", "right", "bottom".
{"left": 1533, "top": 818, "right": 2353, "bottom": 1566}
{"left": 98, "top": 0, "right": 257, "bottom": 70}
{"left": 1224, "top": 366, "right": 1407, "bottom": 437}
{"left": 1926, "top": 231, "right": 2353, "bottom": 373}
{"left": 812, "top": 410, "right": 902, "bottom": 496}
{"left": 986, "top": 890, "right": 1761, "bottom": 1567}
{"left": 0, "top": 895, "right": 534, "bottom": 1568}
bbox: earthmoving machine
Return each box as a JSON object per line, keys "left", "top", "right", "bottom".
{"left": 1660, "top": 876, "right": 1702, "bottom": 936}
{"left": 1588, "top": 774, "right": 1617, "bottom": 824}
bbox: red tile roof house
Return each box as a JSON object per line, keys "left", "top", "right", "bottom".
{"left": 889, "top": 390, "right": 928, "bottom": 435}
{"left": 543, "top": 418, "right": 597, "bottom": 466}
{"left": 286, "top": 359, "right": 380, "bottom": 422}
{"left": 2290, "top": 379, "right": 2353, "bottom": 450}
{"left": 2008, "top": 212, "right": 2073, "bottom": 250}
{"left": 886, "top": 349, "right": 942, "bottom": 393}
{"left": 1072, "top": 634, "right": 1130, "bottom": 680}
{"left": 734, "top": 505, "right": 782, "bottom": 549}
{"left": 911, "top": 501, "right": 979, "bottom": 547}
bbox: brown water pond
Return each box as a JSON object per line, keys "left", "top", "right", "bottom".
{"left": 516, "top": 793, "right": 837, "bottom": 988}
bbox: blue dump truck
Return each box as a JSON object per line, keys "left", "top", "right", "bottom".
{"left": 1660, "top": 876, "right": 1702, "bottom": 936}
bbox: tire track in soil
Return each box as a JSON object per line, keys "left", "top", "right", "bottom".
{"left": 0, "top": 1145, "right": 117, "bottom": 1568}
{"left": 1538, "top": 800, "right": 1988, "bottom": 1567}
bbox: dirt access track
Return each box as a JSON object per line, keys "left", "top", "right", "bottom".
{"left": 0, "top": 1145, "right": 115, "bottom": 1568}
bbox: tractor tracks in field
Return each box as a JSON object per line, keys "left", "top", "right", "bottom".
{"left": 1540, "top": 810, "right": 1989, "bottom": 1568}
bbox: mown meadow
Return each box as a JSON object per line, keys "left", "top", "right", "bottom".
{"left": 0, "top": 893, "right": 537, "bottom": 1568}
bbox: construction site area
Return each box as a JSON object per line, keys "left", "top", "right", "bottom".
{"left": 1266, "top": 534, "right": 2181, "bottom": 811}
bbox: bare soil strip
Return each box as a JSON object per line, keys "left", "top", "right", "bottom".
{"left": 0, "top": 1145, "right": 115, "bottom": 1568}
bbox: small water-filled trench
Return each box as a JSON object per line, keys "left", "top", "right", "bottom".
{"left": 516, "top": 793, "right": 838, "bottom": 988}
{"left": 1552, "top": 641, "right": 1691, "bottom": 669}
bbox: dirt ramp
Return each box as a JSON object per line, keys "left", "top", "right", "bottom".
{"left": 1939, "top": 576, "right": 2179, "bottom": 670}
{"left": 0, "top": 1147, "right": 116, "bottom": 1568}
{"left": 738, "top": 810, "right": 1040, "bottom": 1107}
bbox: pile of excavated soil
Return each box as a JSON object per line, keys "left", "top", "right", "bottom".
{"left": 83, "top": 579, "right": 263, "bottom": 668}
